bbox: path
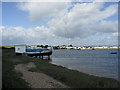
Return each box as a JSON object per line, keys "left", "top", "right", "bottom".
{"left": 14, "top": 62, "right": 68, "bottom": 88}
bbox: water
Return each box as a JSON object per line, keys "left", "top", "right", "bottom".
{"left": 50, "top": 49, "right": 119, "bottom": 80}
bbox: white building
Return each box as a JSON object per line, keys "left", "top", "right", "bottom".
{"left": 15, "top": 45, "right": 26, "bottom": 54}
{"left": 66, "top": 46, "right": 74, "bottom": 49}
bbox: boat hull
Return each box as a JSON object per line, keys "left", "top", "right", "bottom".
{"left": 27, "top": 51, "right": 52, "bottom": 56}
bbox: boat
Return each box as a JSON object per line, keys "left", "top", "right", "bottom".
{"left": 110, "top": 52, "right": 117, "bottom": 54}
{"left": 26, "top": 48, "right": 52, "bottom": 56}
{"left": 15, "top": 45, "right": 52, "bottom": 57}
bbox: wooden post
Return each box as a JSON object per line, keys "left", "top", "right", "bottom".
{"left": 48, "top": 55, "right": 50, "bottom": 60}
{"left": 26, "top": 54, "right": 28, "bottom": 56}
{"left": 42, "top": 55, "right": 43, "bottom": 60}
{"left": 39, "top": 55, "right": 41, "bottom": 58}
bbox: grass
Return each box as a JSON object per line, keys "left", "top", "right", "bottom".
{"left": 32, "top": 61, "right": 120, "bottom": 88}
{"left": 2, "top": 50, "right": 120, "bottom": 88}
{"left": 2, "top": 51, "right": 31, "bottom": 88}
{"left": 1, "top": 46, "right": 15, "bottom": 48}
{"left": 2, "top": 60, "right": 29, "bottom": 88}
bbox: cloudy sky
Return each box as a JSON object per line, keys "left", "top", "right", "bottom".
{"left": 1, "top": 1, "right": 118, "bottom": 46}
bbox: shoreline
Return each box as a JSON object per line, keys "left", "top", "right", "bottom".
{"left": 3, "top": 51, "right": 120, "bottom": 88}
{"left": 50, "top": 62, "right": 119, "bottom": 81}
{"left": 54, "top": 48, "right": 120, "bottom": 50}
{"left": 1, "top": 46, "right": 120, "bottom": 50}
{"left": 58, "top": 65, "right": 119, "bottom": 81}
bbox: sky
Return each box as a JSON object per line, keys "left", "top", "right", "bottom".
{"left": 1, "top": 1, "right": 118, "bottom": 46}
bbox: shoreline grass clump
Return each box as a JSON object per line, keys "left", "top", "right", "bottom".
{"left": 32, "top": 60, "right": 120, "bottom": 88}
{"left": 2, "top": 50, "right": 120, "bottom": 88}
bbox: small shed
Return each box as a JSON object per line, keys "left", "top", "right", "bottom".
{"left": 15, "top": 45, "right": 26, "bottom": 55}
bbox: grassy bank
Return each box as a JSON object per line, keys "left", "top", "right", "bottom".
{"left": 1, "top": 46, "right": 15, "bottom": 48}
{"left": 2, "top": 50, "right": 120, "bottom": 88}
{"left": 2, "top": 51, "right": 30, "bottom": 88}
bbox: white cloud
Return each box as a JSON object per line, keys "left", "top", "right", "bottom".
{"left": 48, "top": 2, "right": 118, "bottom": 39}
{"left": 1, "top": 26, "right": 53, "bottom": 45}
{"left": 1, "top": 24, "right": 118, "bottom": 46}
{"left": 90, "top": 20, "right": 118, "bottom": 33}
{"left": 66, "top": 2, "right": 117, "bottom": 24}
{"left": 2, "top": 2, "right": 118, "bottom": 45}
{"left": 18, "top": 2, "right": 70, "bottom": 21}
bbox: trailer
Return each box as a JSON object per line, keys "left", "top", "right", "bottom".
{"left": 15, "top": 45, "right": 52, "bottom": 59}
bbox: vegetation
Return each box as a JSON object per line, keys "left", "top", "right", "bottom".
{"left": 2, "top": 51, "right": 31, "bottom": 88}
{"left": 2, "top": 50, "right": 120, "bottom": 88}
{"left": 68, "top": 45, "right": 73, "bottom": 47}
{"left": 37, "top": 45, "right": 48, "bottom": 48}
{"left": 31, "top": 61, "right": 120, "bottom": 88}
{"left": 1, "top": 46, "right": 15, "bottom": 48}
{"left": 37, "top": 45, "right": 44, "bottom": 47}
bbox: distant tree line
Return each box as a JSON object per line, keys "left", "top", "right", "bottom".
{"left": 37, "top": 45, "right": 49, "bottom": 48}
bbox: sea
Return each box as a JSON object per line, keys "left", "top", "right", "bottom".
{"left": 49, "top": 49, "right": 119, "bottom": 80}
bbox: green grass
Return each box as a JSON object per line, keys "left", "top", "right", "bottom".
{"left": 2, "top": 51, "right": 30, "bottom": 88}
{"left": 2, "top": 50, "right": 120, "bottom": 88}
{"left": 32, "top": 60, "right": 120, "bottom": 88}
{"left": 1, "top": 46, "right": 15, "bottom": 48}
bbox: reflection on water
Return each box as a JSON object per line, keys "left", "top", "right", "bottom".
{"left": 50, "top": 49, "right": 118, "bottom": 80}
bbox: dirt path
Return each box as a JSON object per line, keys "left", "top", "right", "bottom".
{"left": 14, "top": 62, "right": 68, "bottom": 88}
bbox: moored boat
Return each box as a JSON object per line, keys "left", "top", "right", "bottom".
{"left": 110, "top": 52, "right": 117, "bottom": 54}
{"left": 15, "top": 45, "right": 52, "bottom": 58}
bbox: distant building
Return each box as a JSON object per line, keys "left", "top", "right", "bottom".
{"left": 66, "top": 46, "right": 74, "bottom": 49}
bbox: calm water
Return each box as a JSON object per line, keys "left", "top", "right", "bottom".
{"left": 50, "top": 49, "right": 119, "bottom": 80}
